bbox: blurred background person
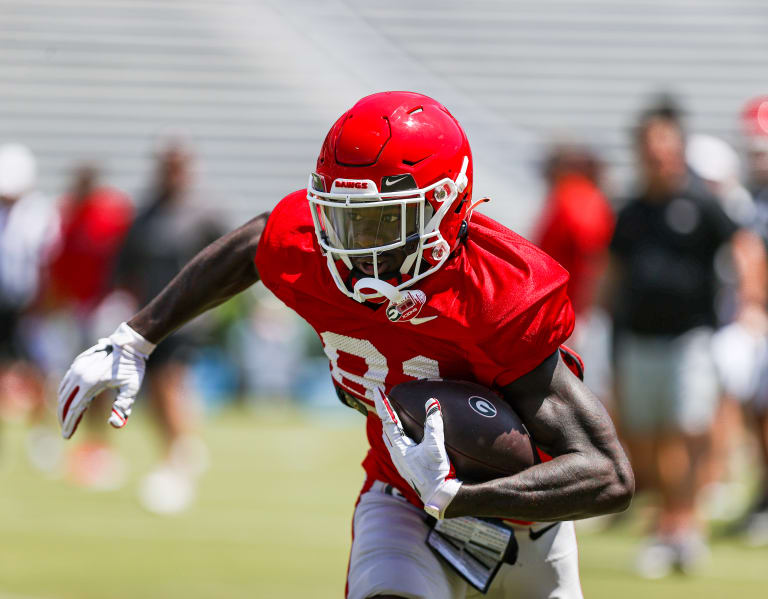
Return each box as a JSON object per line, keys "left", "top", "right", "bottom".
{"left": 533, "top": 143, "right": 615, "bottom": 404}
{"left": 46, "top": 164, "right": 134, "bottom": 333}
{"left": 687, "top": 133, "right": 768, "bottom": 524}
{"left": 737, "top": 95, "right": 768, "bottom": 545}
{"left": 606, "top": 101, "right": 742, "bottom": 577}
{"left": 112, "top": 139, "right": 224, "bottom": 514}
{"left": 535, "top": 144, "right": 615, "bottom": 318}
{"left": 743, "top": 96, "right": 768, "bottom": 205}
{"left": 33, "top": 164, "right": 135, "bottom": 487}
{"left": 0, "top": 143, "right": 59, "bottom": 464}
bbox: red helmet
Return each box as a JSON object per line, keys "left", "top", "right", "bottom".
{"left": 742, "top": 96, "right": 768, "bottom": 151}
{"left": 742, "top": 96, "right": 768, "bottom": 136}
{"left": 307, "top": 91, "right": 473, "bottom": 302}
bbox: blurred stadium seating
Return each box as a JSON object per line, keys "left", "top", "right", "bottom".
{"left": 1, "top": 0, "right": 765, "bottom": 231}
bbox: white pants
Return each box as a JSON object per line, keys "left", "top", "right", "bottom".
{"left": 346, "top": 483, "right": 583, "bottom": 599}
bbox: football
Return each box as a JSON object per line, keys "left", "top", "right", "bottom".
{"left": 388, "top": 379, "right": 539, "bottom": 483}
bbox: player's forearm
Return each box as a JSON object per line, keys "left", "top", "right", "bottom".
{"left": 128, "top": 213, "right": 268, "bottom": 343}
{"left": 448, "top": 352, "right": 635, "bottom": 522}
{"left": 445, "top": 450, "right": 634, "bottom": 521}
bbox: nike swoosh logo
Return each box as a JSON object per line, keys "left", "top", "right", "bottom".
{"left": 409, "top": 316, "right": 438, "bottom": 325}
{"left": 529, "top": 523, "right": 559, "bottom": 541}
{"left": 383, "top": 175, "right": 409, "bottom": 187}
{"left": 95, "top": 344, "right": 114, "bottom": 356}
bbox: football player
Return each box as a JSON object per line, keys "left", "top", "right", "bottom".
{"left": 57, "top": 92, "right": 633, "bottom": 598}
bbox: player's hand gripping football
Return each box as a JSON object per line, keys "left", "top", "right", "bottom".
{"left": 374, "top": 387, "right": 462, "bottom": 519}
{"left": 57, "top": 322, "right": 156, "bottom": 439}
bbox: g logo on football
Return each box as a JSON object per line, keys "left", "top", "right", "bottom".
{"left": 468, "top": 396, "right": 497, "bottom": 418}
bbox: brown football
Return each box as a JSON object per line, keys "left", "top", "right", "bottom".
{"left": 388, "top": 379, "right": 539, "bottom": 483}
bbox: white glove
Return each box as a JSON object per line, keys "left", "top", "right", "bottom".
{"left": 57, "top": 322, "right": 156, "bottom": 439}
{"left": 374, "top": 387, "right": 462, "bottom": 519}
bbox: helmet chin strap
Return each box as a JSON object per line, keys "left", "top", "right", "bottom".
{"left": 352, "top": 276, "right": 404, "bottom": 304}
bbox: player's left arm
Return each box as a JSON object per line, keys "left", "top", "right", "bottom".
{"left": 445, "top": 351, "right": 634, "bottom": 521}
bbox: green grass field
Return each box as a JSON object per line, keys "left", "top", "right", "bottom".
{"left": 1, "top": 407, "right": 766, "bottom": 598}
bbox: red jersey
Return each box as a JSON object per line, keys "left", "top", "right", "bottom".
{"left": 49, "top": 188, "right": 133, "bottom": 311}
{"left": 534, "top": 174, "right": 614, "bottom": 316}
{"left": 255, "top": 190, "right": 574, "bottom": 507}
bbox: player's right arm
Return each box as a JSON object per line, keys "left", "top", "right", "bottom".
{"left": 57, "top": 213, "right": 269, "bottom": 438}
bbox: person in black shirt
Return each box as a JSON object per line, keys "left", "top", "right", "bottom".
{"left": 607, "top": 104, "right": 738, "bottom": 577}
{"left": 611, "top": 183, "right": 737, "bottom": 336}
{"left": 113, "top": 141, "right": 224, "bottom": 513}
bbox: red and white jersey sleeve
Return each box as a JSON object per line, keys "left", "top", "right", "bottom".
{"left": 254, "top": 191, "right": 575, "bottom": 506}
